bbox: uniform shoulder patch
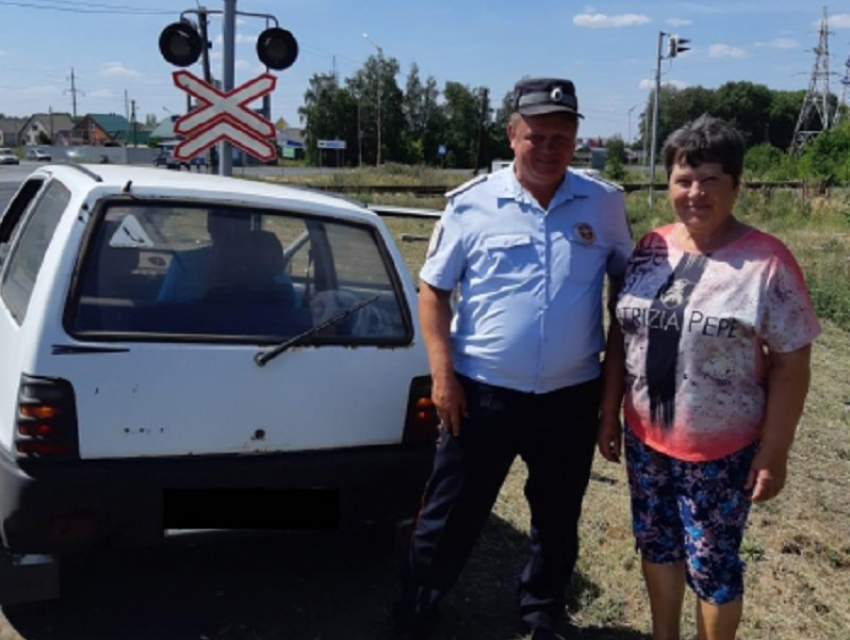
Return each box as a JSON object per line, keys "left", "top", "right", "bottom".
{"left": 445, "top": 173, "right": 489, "bottom": 199}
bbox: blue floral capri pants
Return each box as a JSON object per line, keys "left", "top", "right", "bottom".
{"left": 624, "top": 426, "right": 758, "bottom": 605}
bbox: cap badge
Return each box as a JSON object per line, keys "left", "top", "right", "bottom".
{"left": 550, "top": 87, "right": 564, "bottom": 103}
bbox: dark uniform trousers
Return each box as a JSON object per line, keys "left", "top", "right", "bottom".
{"left": 400, "top": 373, "right": 602, "bottom": 632}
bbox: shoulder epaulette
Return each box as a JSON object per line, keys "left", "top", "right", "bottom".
{"left": 445, "top": 173, "right": 489, "bottom": 199}
{"left": 574, "top": 169, "right": 624, "bottom": 192}
{"left": 597, "top": 176, "right": 625, "bottom": 192}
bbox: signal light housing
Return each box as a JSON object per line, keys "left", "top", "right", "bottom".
{"left": 159, "top": 20, "right": 204, "bottom": 68}
{"left": 668, "top": 35, "right": 691, "bottom": 59}
{"left": 256, "top": 27, "right": 299, "bottom": 70}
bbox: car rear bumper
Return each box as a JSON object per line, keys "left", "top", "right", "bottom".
{"left": 0, "top": 445, "right": 434, "bottom": 554}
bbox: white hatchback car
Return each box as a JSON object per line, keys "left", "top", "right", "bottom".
{"left": 0, "top": 148, "right": 19, "bottom": 165}
{"left": 0, "top": 164, "right": 437, "bottom": 601}
{"left": 25, "top": 148, "right": 51, "bottom": 162}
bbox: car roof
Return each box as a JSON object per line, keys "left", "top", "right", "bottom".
{"left": 32, "top": 163, "right": 378, "bottom": 222}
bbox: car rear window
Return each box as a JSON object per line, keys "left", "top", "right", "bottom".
{"left": 66, "top": 201, "right": 413, "bottom": 345}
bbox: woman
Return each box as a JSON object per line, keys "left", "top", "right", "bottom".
{"left": 598, "top": 114, "right": 821, "bottom": 640}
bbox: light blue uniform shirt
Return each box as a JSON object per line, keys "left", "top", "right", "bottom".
{"left": 420, "top": 166, "right": 633, "bottom": 394}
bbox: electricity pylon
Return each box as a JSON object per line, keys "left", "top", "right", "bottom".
{"left": 791, "top": 6, "right": 833, "bottom": 155}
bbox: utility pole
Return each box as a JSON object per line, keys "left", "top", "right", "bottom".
{"left": 219, "top": 0, "right": 236, "bottom": 176}
{"left": 198, "top": 7, "right": 213, "bottom": 84}
{"left": 649, "top": 31, "right": 690, "bottom": 206}
{"left": 198, "top": 5, "right": 217, "bottom": 173}
{"left": 131, "top": 99, "right": 138, "bottom": 147}
{"left": 66, "top": 67, "right": 83, "bottom": 120}
{"left": 648, "top": 32, "right": 665, "bottom": 207}
{"left": 791, "top": 7, "right": 833, "bottom": 154}
{"left": 261, "top": 17, "right": 272, "bottom": 122}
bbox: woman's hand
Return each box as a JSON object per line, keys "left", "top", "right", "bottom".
{"left": 745, "top": 448, "right": 788, "bottom": 502}
{"left": 747, "top": 344, "right": 812, "bottom": 502}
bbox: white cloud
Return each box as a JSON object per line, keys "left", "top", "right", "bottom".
{"left": 100, "top": 62, "right": 141, "bottom": 78}
{"left": 708, "top": 44, "right": 746, "bottom": 58}
{"left": 830, "top": 14, "right": 850, "bottom": 28}
{"left": 235, "top": 59, "right": 252, "bottom": 70}
{"left": 88, "top": 89, "right": 116, "bottom": 99}
{"left": 639, "top": 78, "right": 688, "bottom": 90}
{"left": 0, "top": 49, "right": 6, "bottom": 56}
{"left": 767, "top": 37, "right": 799, "bottom": 49}
{"left": 666, "top": 18, "right": 692, "bottom": 27}
{"left": 573, "top": 13, "right": 650, "bottom": 28}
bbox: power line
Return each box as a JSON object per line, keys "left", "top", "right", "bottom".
{"left": 0, "top": 0, "right": 172, "bottom": 14}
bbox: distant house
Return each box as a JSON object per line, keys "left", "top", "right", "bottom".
{"left": 73, "top": 113, "right": 133, "bottom": 146}
{"left": 148, "top": 115, "right": 179, "bottom": 141}
{"left": 0, "top": 117, "right": 27, "bottom": 147}
{"left": 19, "top": 112, "right": 76, "bottom": 146}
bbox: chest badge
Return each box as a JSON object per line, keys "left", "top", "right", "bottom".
{"left": 573, "top": 222, "right": 596, "bottom": 245}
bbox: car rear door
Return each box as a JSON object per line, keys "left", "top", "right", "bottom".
{"left": 48, "top": 200, "right": 427, "bottom": 459}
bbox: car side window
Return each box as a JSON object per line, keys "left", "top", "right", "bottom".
{"left": 0, "top": 180, "right": 71, "bottom": 323}
{"left": 0, "top": 178, "right": 46, "bottom": 268}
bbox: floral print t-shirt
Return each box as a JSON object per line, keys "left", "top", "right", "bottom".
{"left": 616, "top": 224, "right": 822, "bottom": 462}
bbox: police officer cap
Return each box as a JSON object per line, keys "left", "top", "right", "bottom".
{"left": 511, "top": 77, "right": 584, "bottom": 119}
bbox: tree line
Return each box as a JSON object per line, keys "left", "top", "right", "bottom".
{"left": 298, "top": 54, "right": 517, "bottom": 169}
{"left": 298, "top": 55, "right": 839, "bottom": 173}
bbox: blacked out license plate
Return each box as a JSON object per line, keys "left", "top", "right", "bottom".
{"left": 163, "top": 487, "right": 339, "bottom": 529}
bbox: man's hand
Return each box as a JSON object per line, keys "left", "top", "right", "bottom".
{"left": 431, "top": 374, "right": 467, "bottom": 436}
{"left": 597, "top": 414, "right": 622, "bottom": 463}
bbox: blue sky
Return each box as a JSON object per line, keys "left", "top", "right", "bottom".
{"left": 1, "top": 1, "right": 849, "bottom": 141}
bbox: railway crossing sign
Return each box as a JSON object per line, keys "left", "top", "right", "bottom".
{"left": 172, "top": 70, "right": 278, "bottom": 163}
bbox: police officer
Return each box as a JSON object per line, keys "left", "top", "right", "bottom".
{"left": 393, "top": 77, "right": 633, "bottom": 640}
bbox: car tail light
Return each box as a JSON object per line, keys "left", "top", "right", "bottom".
{"left": 402, "top": 376, "right": 439, "bottom": 446}
{"left": 15, "top": 375, "right": 80, "bottom": 461}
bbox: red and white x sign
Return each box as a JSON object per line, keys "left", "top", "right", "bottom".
{"left": 172, "top": 70, "right": 278, "bottom": 163}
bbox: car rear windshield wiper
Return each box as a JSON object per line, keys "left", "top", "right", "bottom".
{"left": 254, "top": 294, "right": 380, "bottom": 367}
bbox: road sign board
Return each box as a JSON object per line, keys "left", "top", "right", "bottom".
{"left": 275, "top": 117, "right": 288, "bottom": 131}
{"left": 172, "top": 70, "right": 278, "bottom": 163}
{"left": 317, "top": 139, "right": 346, "bottom": 150}
{"left": 438, "top": 144, "right": 446, "bottom": 156}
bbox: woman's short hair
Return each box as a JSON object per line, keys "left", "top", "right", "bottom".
{"left": 662, "top": 114, "right": 745, "bottom": 187}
